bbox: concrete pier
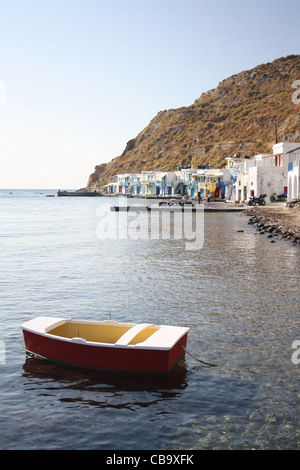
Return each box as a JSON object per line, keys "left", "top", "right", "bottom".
{"left": 111, "top": 203, "right": 246, "bottom": 212}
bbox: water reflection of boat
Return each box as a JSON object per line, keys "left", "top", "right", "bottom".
{"left": 22, "top": 356, "right": 188, "bottom": 394}
{"left": 21, "top": 316, "right": 189, "bottom": 374}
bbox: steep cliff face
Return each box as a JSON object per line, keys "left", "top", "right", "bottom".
{"left": 87, "top": 55, "right": 300, "bottom": 189}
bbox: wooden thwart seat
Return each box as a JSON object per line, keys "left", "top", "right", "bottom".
{"left": 115, "top": 323, "right": 152, "bottom": 346}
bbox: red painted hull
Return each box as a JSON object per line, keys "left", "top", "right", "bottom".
{"left": 22, "top": 329, "right": 188, "bottom": 374}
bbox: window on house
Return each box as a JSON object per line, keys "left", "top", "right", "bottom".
{"left": 275, "top": 155, "right": 282, "bottom": 167}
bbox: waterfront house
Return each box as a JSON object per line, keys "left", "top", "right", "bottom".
{"left": 106, "top": 173, "right": 135, "bottom": 194}
{"left": 156, "top": 172, "right": 177, "bottom": 196}
{"left": 107, "top": 175, "right": 119, "bottom": 194}
{"left": 205, "top": 168, "right": 231, "bottom": 199}
{"left": 287, "top": 147, "right": 300, "bottom": 199}
{"left": 272, "top": 142, "right": 300, "bottom": 170}
{"left": 176, "top": 167, "right": 231, "bottom": 199}
{"left": 247, "top": 154, "right": 282, "bottom": 203}
{"left": 179, "top": 168, "right": 196, "bottom": 196}
{"left": 105, "top": 171, "right": 178, "bottom": 196}
{"left": 130, "top": 173, "right": 144, "bottom": 195}
{"left": 271, "top": 142, "right": 300, "bottom": 200}
{"left": 139, "top": 171, "right": 156, "bottom": 196}
{"left": 226, "top": 145, "right": 299, "bottom": 203}
{"left": 224, "top": 155, "right": 254, "bottom": 202}
{"left": 139, "top": 171, "right": 177, "bottom": 196}
{"left": 225, "top": 156, "right": 252, "bottom": 201}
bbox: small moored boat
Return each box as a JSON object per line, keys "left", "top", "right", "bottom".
{"left": 21, "top": 317, "right": 189, "bottom": 374}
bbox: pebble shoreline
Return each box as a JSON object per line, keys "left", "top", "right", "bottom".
{"left": 243, "top": 202, "right": 300, "bottom": 245}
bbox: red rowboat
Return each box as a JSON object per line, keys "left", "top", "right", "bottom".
{"left": 21, "top": 317, "right": 189, "bottom": 374}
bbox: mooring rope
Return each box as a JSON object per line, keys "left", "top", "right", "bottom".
{"left": 180, "top": 344, "right": 217, "bottom": 367}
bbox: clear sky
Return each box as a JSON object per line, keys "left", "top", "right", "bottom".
{"left": 0, "top": 0, "right": 299, "bottom": 189}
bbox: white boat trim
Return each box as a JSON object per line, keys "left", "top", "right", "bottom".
{"left": 21, "top": 316, "right": 189, "bottom": 351}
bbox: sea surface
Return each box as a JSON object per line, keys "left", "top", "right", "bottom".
{"left": 0, "top": 189, "right": 299, "bottom": 450}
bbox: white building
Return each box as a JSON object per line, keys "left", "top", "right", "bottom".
{"left": 153, "top": 171, "right": 177, "bottom": 196}
{"left": 287, "top": 147, "right": 300, "bottom": 200}
{"left": 225, "top": 156, "right": 253, "bottom": 201}
{"left": 248, "top": 154, "right": 286, "bottom": 203}
{"left": 272, "top": 142, "right": 300, "bottom": 170}
{"left": 226, "top": 143, "right": 300, "bottom": 203}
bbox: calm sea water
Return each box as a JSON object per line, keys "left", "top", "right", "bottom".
{"left": 0, "top": 189, "right": 299, "bottom": 450}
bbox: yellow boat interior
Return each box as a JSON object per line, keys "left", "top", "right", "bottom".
{"left": 46, "top": 320, "right": 160, "bottom": 346}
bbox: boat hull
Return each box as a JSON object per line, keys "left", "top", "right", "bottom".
{"left": 22, "top": 323, "right": 188, "bottom": 374}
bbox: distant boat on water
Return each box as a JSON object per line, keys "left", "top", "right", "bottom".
{"left": 57, "top": 190, "right": 103, "bottom": 197}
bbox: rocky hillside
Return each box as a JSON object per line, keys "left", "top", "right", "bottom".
{"left": 87, "top": 55, "right": 300, "bottom": 190}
